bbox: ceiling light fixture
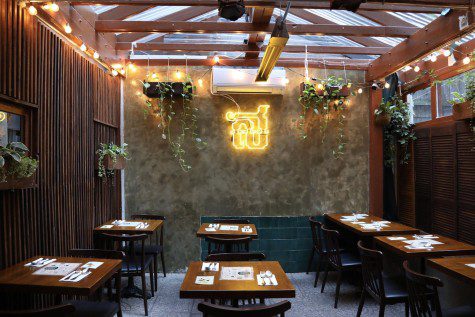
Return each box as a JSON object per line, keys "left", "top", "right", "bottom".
{"left": 255, "top": 2, "right": 290, "bottom": 82}
{"left": 64, "top": 24, "right": 72, "bottom": 34}
{"left": 28, "top": 6, "right": 37, "bottom": 15}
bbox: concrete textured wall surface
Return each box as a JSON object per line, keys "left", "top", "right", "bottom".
{"left": 124, "top": 66, "right": 370, "bottom": 271}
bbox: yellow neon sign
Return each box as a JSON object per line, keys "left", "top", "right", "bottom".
{"left": 0, "top": 112, "right": 6, "bottom": 122}
{"left": 226, "top": 105, "right": 270, "bottom": 150}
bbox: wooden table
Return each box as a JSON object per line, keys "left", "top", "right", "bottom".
{"left": 180, "top": 261, "right": 295, "bottom": 299}
{"left": 374, "top": 235, "right": 475, "bottom": 259}
{"left": 0, "top": 256, "right": 121, "bottom": 296}
{"left": 428, "top": 256, "right": 475, "bottom": 286}
{"left": 325, "top": 213, "right": 420, "bottom": 237}
{"left": 196, "top": 223, "right": 258, "bottom": 239}
{"left": 93, "top": 219, "right": 163, "bottom": 235}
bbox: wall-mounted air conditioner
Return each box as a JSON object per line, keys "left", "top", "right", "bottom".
{"left": 211, "top": 66, "right": 286, "bottom": 95}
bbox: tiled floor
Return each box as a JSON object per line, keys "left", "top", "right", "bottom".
{"left": 122, "top": 272, "right": 406, "bottom": 317}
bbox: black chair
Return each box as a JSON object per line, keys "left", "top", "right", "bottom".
{"left": 206, "top": 252, "right": 265, "bottom": 262}
{"left": 206, "top": 236, "right": 251, "bottom": 254}
{"left": 320, "top": 225, "right": 362, "bottom": 308}
{"left": 131, "top": 213, "right": 167, "bottom": 290}
{"left": 306, "top": 216, "right": 327, "bottom": 288}
{"left": 403, "top": 261, "right": 475, "bottom": 317}
{"left": 212, "top": 218, "right": 250, "bottom": 224}
{"left": 101, "top": 233, "right": 154, "bottom": 316}
{"left": 67, "top": 249, "right": 124, "bottom": 317}
{"left": 0, "top": 304, "right": 75, "bottom": 317}
{"left": 197, "top": 300, "right": 291, "bottom": 317}
{"left": 356, "top": 241, "right": 408, "bottom": 317}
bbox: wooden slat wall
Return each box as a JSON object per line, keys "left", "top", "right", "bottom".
{"left": 0, "top": 0, "right": 121, "bottom": 281}
{"left": 401, "top": 121, "right": 475, "bottom": 244}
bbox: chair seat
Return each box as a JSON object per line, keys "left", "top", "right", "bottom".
{"left": 383, "top": 276, "right": 408, "bottom": 300}
{"left": 121, "top": 254, "right": 154, "bottom": 272}
{"left": 66, "top": 300, "right": 119, "bottom": 317}
{"left": 340, "top": 253, "right": 361, "bottom": 267}
{"left": 442, "top": 305, "right": 475, "bottom": 317}
{"left": 133, "top": 244, "right": 163, "bottom": 255}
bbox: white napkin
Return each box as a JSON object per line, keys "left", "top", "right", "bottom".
{"left": 100, "top": 225, "right": 113, "bottom": 229}
{"left": 202, "top": 262, "right": 219, "bottom": 272}
{"left": 351, "top": 221, "right": 366, "bottom": 224}
{"left": 25, "top": 258, "right": 57, "bottom": 268}
{"left": 195, "top": 276, "right": 214, "bottom": 285}
{"left": 405, "top": 245, "right": 434, "bottom": 250}
{"left": 241, "top": 226, "right": 253, "bottom": 233}
{"left": 205, "top": 228, "right": 216, "bottom": 232}
{"left": 465, "top": 264, "right": 475, "bottom": 269}
{"left": 387, "top": 237, "right": 407, "bottom": 241}
{"left": 413, "top": 234, "right": 439, "bottom": 239}
{"left": 257, "top": 274, "right": 278, "bottom": 286}
{"left": 59, "top": 270, "right": 92, "bottom": 282}
{"left": 208, "top": 224, "right": 220, "bottom": 229}
{"left": 403, "top": 239, "right": 442, "bottom": 245}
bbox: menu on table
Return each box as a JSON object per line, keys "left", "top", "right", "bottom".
{"left": 220, "top": 267, "right": 254, "bottom": 280}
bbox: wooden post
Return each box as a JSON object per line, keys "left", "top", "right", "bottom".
{"left": 369, "top": 89, "right": 384, "bottom": 217}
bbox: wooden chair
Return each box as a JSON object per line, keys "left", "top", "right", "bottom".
{"left": 356, "top": 241, "right": 408, "bottom": 317}
{"left": 206, "top": 236, "right": 251, "bottom": 254}
{"left": 131, "top": 213, "right": 167, "bottom": 291}
{"left": 212, "top": 218, "right": 250, "bottom": 224}
{"left": 101, "top": 233, "right": 154, "bottom": 316}
{"left": 320, "top": 225, "right": 362, "bottom": 308}
{"left": 306, "top": 216, "right": 327, "bottom": 288}
{"left": 206, "top": 252, "right": 265, "bottom": 262}
{"left": 0, "top": 304, "right": 75, "bottom": 317}
{"left": 403, "top": 261, "right": 475, "bottom": 317}
{"left": 197, "top": 300, "right": 291, "bottom": 317}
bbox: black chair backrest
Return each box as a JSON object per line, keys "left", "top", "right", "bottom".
{"left": 131, "top": 213, "right": 166, "bottom": 246}
{"left": 205, "top": 236, "right": 251, "bottom": 254}
{"left": 321, "top": 225, "right": 342, "bottom": 267}
{"left": 212, "top": 218, "right": 250, "bottom": 224}
{"left": 309, "top": 216, "right": 325, "bottom": 253}
{"left": 68, "top": 248, "right": 124, "bottom": 260}
{"left": 357, "top": 241, "right": 385, "bottom": 300}
{"left": 198, "top": 300, "right": 291, "bottom": 317}
{"left": 403, "top": 261, "right": 442, "bottom": 317}
{"left": 206, "top": 252, "right": 266, "bottom": 262}
{"left": 101, "top": 233, "right": 148, "bottom": 271}
{"left": 0, "top": 304, "right": 75, "bottom": 317}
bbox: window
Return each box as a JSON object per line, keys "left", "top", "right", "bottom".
{"left": 0, "top": 102, "right": 32, "bottom": 148}
{"left": 407, "top": 86, "right": 431, "bottom": 123}
{"left": 436, "top": 70, "right": 474, "bottom": 118}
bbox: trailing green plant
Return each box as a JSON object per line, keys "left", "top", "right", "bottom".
{"left": 298, "top": 75, "right": 351, "bottom": 159}
{"left": 0, "top": 142, "right": 38, "bottom": 182}
{"left": 450, "top": 72, "right": 475, "bottom": 150}
{"left": 141, "top": 76, "right": 206, "bottom": 172}
{"left": 96, "top": 143, "right": 130, "bottom": 178}
{"left": 383, "top": 96, "right": 416, "bottom": 167}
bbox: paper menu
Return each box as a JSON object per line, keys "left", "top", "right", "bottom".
{"left": 33, "top": 262, "right": 81, "bottom": 276}
{"left": 220, "top": 267, "right": 254, "bottom": 280}
{"left": 219, "top": 225, "right": 239, "bottom": 231}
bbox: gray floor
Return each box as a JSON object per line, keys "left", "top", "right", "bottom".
{"left": 122, "top": 272, "right": 406, "bottom": 317}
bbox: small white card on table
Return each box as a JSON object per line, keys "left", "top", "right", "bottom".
{"left": 219, "top": 225, "right": 239, "bottom": 231}
{"left": 195, "top": 276, "right": 214, "bottom": 285}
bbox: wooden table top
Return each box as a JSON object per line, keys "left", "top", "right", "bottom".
{"left": 428, "top": 256, "right": 475, "bottom": 286}
{"left": 180, "top": 261, "right": 295, "bottom": 299}
{"left": 374, "top": 235, "right": 475, "bottom": 259}
{"left": 196, "top": 223, "right": 258, "bottom": 238}
{"left": 325, "top": 213, "right": 420, "bottom": 236}
{"left": 93, "top": 219, "right": 163, "bottom": 235}
{"left": 0, "top": 256, "right": 122, "bottom": 296}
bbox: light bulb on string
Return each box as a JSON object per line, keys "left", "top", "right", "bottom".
{"left": 443, "top": 49, "right": 451, "bottom": 57}
{"left": 317, "top": 83, "right": 324, "bottom": 90}
{"left": 93, "top": 51, "right": 100, "bottom": 59}
{"left": 128, "top": 63, "right": 136, "bottom": 72}
{"left": 80, "top": 43, "right": 87, "bottom": 52}
{"left": 51, "top": 3, "right": 59, "bottom": 12}
{"left": 384, "top": 82, "right": 390, "bottom": 89}
{"left": 111, "top": 69, "right": 118, "bottom": 77}
{"left": 414, "top": 65, "right": 420, "bottom": 73}
{"left": 19, "top": 1, "right": 27, "bottom": 8}
{"left": 198, "top": 78, "right": 203, "bottom": 87}
{"left": 175, "top": 70, "right": 182, "bottom": 79}
{"left": 120, "top": 68, "right": 126, "bottom": 75}
{"left": 283, "top": 78, "right": 290, "bottom": 85}
{"left": 64, "top": 24, "right": 72, "bottom": 34}
{"left": 42, "top": 4, "right": 50, "bottom": 10}
{"left": 151, "top": 72, "right": 157, "bottom": 79}
{"left": 357, "top": 88, "right": 363, "bottom": 94}
{"left": 28, "top": 6, "right": 37, "bottom": 15}
{"left": 347, "top": 83, "right": 352, "bottom": 88}
{"left": 213, "top": 55, "right": 220, "bottom": 63}
{"left": 463, "top": 56, "right": 471, "bottom": 65}
{"left": 430, "top": 54, "right": 437, "bottom": 62}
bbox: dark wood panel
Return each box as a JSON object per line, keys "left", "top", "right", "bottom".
{"left": 0, "top": 0, "right": 121, "bottom": 309}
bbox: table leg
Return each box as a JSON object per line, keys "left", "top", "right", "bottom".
{"left": 121, "top": 276, "right": 152, "bottom": 299}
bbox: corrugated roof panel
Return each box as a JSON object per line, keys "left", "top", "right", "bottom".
{"left": 386, "top": 12, "right": 439, "bottom": 28}
{"left": 304, "top": 9, "right": 380, "bottom": 26}
{"left": 90, "top": 5, "right": 117, "bottom": 14}
{"left": 125, "top": 6, "right": 189, "bottom": 21}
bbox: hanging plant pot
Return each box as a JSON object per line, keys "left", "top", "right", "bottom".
{"left": 375, "top": 113, "right": 391, "bottom": 126}
{"left": 0, "top": 160, "right": 37, "bottom": 191}
{"left": 143, "top": 81, "right": 193, "bottom": 98}
{"left": 96, "top": 155, "right": 126, "bottom": 171}
{"left": 327, "top": 85, "right": 350, "bottom": 97}
{"left": 452, "top": 101, "right": 474, "bottom": 121}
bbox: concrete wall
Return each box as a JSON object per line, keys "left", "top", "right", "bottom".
{"left": 123, "top": 66, "right": 370, "bottom": 271}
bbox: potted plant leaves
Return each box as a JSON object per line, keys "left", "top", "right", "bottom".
{"left": 96, "top": 143, "right": 130, "bottom": 178}
{"left": 374, "top": 100, "right": 393, "bottom": 126}
{"left": 451, "top": 73, "right": 475, "bottom": 121}
{"left": 0, "top": 142, "right": 38, "bottom": 190}
{"left": 143, "top": 81, "right": 193, "bottom": 98}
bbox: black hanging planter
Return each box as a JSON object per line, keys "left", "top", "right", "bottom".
{"left": 143, "top": 81, "right": 193, "bottom": 98}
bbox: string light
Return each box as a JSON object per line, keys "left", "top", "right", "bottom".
{"left": 384, "top": 82, "right": 390, "bottom": 89}
{"left": 80, "top": 43, "right": 87, "bottom": 52}
{"left": 51, "top": 3, "right": 59, "bottom": 12}
{"left": 128, "top": 63, "right": 136, "bottom": 71}
{"left": 213, "top": 55, "right": 220, "bottom": 63}
{"left": 414, "top": 65, "right": 420, "bottom": 72}
{"left": 463, "top": 56, "right": 471, "bottom": 65}
{"left": 175, "top": 70, "right": 182, "bottom": 79}
{"left": 430, "top": 54, "right": 437, "bottom": 62}
{"left": 64, "top": 24, "right": 72, "bottom": 34}
{"left": 111, "top": 69, "right": 118, "bottom": 77}
{"left": 19, "top": 1, "right": 27, "bottom": 8}
{"left": 151, "top": 72, "right": 157, "bottom": 79}
{"left": 443, "top": 49, "right": 451, "bottom": 57}
{"left": 357, "top": 88, "right": 363, "bottom": 94}
{"left": 119, "top": 68, "right": 126, "bottom": 75}
{"left": 93, "top": 51, "right": 100, "bottom": 59}
{"left": 28, "top": 6, "right": 37, "bottom": 15}
{"left": 136, "top": 91, "right": 142, "bottom": 96}
{"left": 42, "top": 4, "right": 50, "bottom": 10}
{"left": 347, "top": 83, "right": 352, "bottom": 88}
{"left": 198, "top": 78, "right": 203, "bottom": 86}
{"left": 317, "top": 83, "right": 324, "bottom": 90}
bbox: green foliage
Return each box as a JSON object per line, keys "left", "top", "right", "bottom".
{"left": 0, "top": 142, "right": 38, "bottom": 182}
{"left": 374, "top": 100, "right": 394, "bottom": 117}
{"left": 449, "top": 72, "right": 475, "bottom": 150}
{"left": 142, "top": 77, "right": 206, "bottom": 172}
{"left": 96, "top": 143, "right": 130, "bottom": 178}
{"left": 298, "top": 76, "right": 351, "bottom": 159}
{"left": 383, "top": 96, "right": 416, "bottom": 167}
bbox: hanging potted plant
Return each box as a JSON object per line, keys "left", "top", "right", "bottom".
{"left": 451, "top": 73, "right": 475, "bottom": 121}
{"left": 0, "top": 142, "right": 38, "bottom": 190}
{"left": 96, "top": 143, "right": 130, "bottom": 178}
{"left": 374, "top": 100, "right": 393, "bottom": 126}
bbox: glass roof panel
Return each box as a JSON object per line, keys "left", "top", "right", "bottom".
{"left": 386, "top": 12, "right": 439, "bottom": 28}
{"left": 90, "top": 5, "right": 117, "bottom": 14}
{"left": 125, "top": 6, "right": 189, "bottom": 21}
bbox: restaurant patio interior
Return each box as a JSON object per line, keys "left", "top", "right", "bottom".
{"left": 1, "top": 0, "right": 475, "bottom": 316}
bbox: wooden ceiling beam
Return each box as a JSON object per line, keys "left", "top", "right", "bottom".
{"left": 41, "top": 1, "right": 451, "bottom": 13}
{"left": 125, "top": 57, "right": 370, "bottom": 69}
{"left": 246, "top": 7, "right": 274, "bottom": 58}
{"left": 118, "top": 42, "right": 390, "bottom": 55}
{"left": 96, "top": 20, "right": 418, "bottom": 37}
{"left": 366, "top": 9, "right": 475, "bottom": 82}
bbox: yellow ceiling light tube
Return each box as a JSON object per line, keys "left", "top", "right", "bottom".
{"left": 255, "top": 3, "right": 290, "bottom": 82}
